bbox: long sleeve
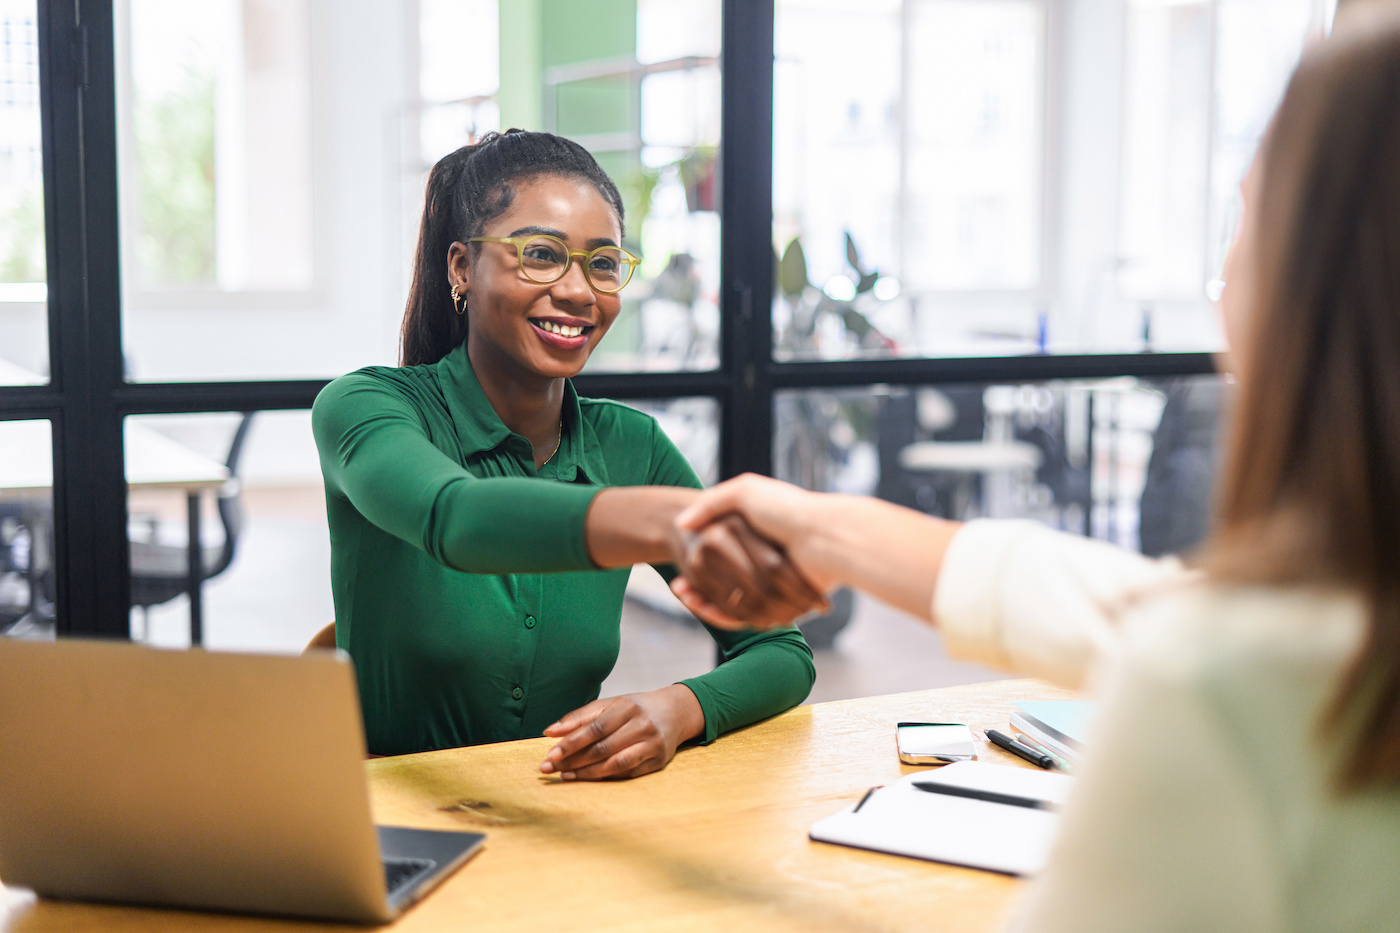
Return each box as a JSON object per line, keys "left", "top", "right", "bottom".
{"left": 680, "top": 625, "right": 816, "bottom": 743}
{"left": 638, "top": 419, "right": 816, "bottom": 743}
{"left": 931, "top": 520, "right": 1186, "bottom": 688}
{"left": 1010, "top": 612, "right": 1281, "bottom": 933}
{"left": 312, "top": 373, "right": 601, "bottom": 574}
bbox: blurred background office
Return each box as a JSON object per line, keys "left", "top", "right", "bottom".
{"left": 0, "top": 0, "right": 1335, "bottom": 699}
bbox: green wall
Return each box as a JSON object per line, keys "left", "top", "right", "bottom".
{"left": 497, "top": 0, "right": 645, "bottom": 360}
{"left": 498, "top": 0, "right": 637, "bottom": 137}
{"left": 497, "top": 0, "right": 543, "bottom": 130}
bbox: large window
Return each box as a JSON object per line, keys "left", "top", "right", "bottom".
{"left": 773, "top": 0, "right": 1328, "bottom": 361}
{"left": 0, "top": 0, "right": 1332, "bottom": 655}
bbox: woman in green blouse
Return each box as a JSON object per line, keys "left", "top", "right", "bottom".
{"left": 312, "top": 130, "right": 822, "bottom": 778}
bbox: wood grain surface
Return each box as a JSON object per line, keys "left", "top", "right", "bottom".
{"left": 4, "top": 679, "right": 1075, "bottom": 933}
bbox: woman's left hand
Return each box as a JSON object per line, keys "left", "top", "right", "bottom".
{"left": 538, "top": 685, "right": 705, "bottom": 780}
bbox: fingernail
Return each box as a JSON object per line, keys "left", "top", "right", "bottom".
{"left": 561, "top": 772, "right": 576, "bottom": 781}
{"left": 540, "top": 761, "right": 554, "bottom": 773}
{"left": 547, "top": 748, "right": 561, "bottom": 761}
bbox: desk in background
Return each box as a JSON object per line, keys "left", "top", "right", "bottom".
{"left": 3, "top": 679, "right": 1074, "bottom": 933}
{"left": 0, "top": 419, "right": 229, "bottom": 641}
{"left": 0, "top": 360, "right": 46, "bottom": 388}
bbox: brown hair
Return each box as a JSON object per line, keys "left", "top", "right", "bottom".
{"left": 399, "top": 130, "right": 625, "bottom": 367}
{"left": 1207, "top": 4, "right": 1400, "bottom": 788}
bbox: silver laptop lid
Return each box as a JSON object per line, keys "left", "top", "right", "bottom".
{"left": 0, "top": 639, "right": 392, "bottom": 924}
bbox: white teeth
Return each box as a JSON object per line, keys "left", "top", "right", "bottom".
{"left": 538, "top": 321, "right": 585, "bottom": 338}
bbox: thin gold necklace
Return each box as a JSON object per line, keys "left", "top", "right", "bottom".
{"left": 540, "top": 419, "right": 563, "bottom": 468}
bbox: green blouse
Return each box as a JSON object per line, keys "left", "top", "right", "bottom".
{"left": 311, "top": 340, "right": 815, "bottom": 756}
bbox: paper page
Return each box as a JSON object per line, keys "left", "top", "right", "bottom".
{"left": 809, "top": 762, "right": 1074, "bottom": 876}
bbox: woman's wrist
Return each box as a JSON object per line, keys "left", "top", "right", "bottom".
{"left": 786, "top": 494, "right": 862, "bottom": 589}
{"left": 655, "top": 683, "right": 706, "bottom": 744}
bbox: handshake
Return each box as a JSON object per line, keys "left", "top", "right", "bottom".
{"left": 664, "top": 474, "right": 836, "bottom": 633}
{"left": 592, "top": 473, "right": 948, "bottom": 636}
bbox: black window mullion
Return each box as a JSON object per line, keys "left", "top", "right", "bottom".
{"left": 769, "top": 352, "right": 1219, "bottom": 390}
{"left": 719, "top": 0, "right": 776, "bottom": 480}
{"left": 39, "top": 0, "right": 129, "bottom": 638}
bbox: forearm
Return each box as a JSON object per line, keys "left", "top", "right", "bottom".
{"left": 316, "top": 380, "right": 607, "bottom": 574}
{"left": 585, "top": 485, "right": 699, "bottom": 568}
{"left": 443, "top": 482, "right": 702, "bottom": 574}
{"left": 794, "top": 496, "right": 961, "bottom": 622}
{"left": 430, "top": 477, "right": 602, "bottom": 572}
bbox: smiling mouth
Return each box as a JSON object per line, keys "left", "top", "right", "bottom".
{"left": 530, "top": 319, "right": 595, "bottom": 339}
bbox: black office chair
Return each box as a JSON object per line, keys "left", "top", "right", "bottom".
{"left": 129, "top": 412, "right": 256, "bottom": 623}
{"left": 1138, "top": 379, "right": 1229, "bottom": 557}
{"left": 0, "top": 505, "right": 31, "bottom": 631}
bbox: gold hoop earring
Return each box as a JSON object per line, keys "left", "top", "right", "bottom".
{"left": 450, "top": 284, "right": 466, "bottom": 316}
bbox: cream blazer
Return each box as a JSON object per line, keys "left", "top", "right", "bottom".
{"left": 933, "top": 521, "right": 1400, "bottom": 933}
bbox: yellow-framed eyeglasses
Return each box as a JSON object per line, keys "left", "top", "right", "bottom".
{"left": 468, "top": 234, "right": 641, "bottom": 294}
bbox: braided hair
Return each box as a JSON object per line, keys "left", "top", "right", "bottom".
{"left": 400, "top": 129, "right": 626, "bottom": 366}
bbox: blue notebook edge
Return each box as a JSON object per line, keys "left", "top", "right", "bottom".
{"left": 1011, "top": 700, "right": 1095, "bottom": 751}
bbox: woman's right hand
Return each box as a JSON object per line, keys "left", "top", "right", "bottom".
{"left": 668, "top": 509, "right": 830, "bottom": 630}
{"left": 585, "top": 484, "right": 828, "bottom": 630}
{"left": 675, "top": 473, "right": 963, "bottom": 630}
{"left": 670, "top": 474, "right": 834, "bottom": 631}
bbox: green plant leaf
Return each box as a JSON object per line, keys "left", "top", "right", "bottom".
{"left": 779, "top": 238, "right": 810, "bottom": 299}
{"left": 845, "top": 231, "right": 866, "bottom": 275}
{"left": 840, "top": 306, "right": 875, "bottom": 338}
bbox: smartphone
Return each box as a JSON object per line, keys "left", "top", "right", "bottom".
{"left": 896, "top": 722, "right": 977, "bottom": 766}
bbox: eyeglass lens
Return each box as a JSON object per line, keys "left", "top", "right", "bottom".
{"left": 519, "top": 236, "right": 632, "bottom": 292}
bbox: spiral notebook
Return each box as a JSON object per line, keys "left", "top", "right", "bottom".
{"left": 809, "top": 761, "right": 1074, "bottom": 876}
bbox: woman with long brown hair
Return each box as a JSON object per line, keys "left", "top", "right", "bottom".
{"left": 675, "top": 6, "right": 1400, "bottom": 928}
{"left": 312, "top": 130, "right": 823, "bottom": 773}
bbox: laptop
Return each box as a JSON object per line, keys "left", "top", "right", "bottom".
{"left": 0, "top": 638, "right": 485, "bottom": 924}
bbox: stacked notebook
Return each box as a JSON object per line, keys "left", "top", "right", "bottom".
{"left": 1009, "top": 701, "right": 1095, "bottom": 768}
{"left": 809, "top": 761, "right": 1074, "bottom": 876}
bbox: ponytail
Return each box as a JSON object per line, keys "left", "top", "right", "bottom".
{"left": 399, "top": 130, "right": 626, "bottom": 366}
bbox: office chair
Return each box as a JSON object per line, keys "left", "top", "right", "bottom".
{"left": 0, "top": 506, "right": 31, "bottom": 631}
{"left": 1138, "top": 379, "right": 1228, "bottom": 557}
{"left": 129, "top": 412, "right": 256, "bottom": 626}
{"left": 305, "top": 622, "right": 336, "bottom": 653}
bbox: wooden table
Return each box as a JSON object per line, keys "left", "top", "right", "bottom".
{"left": 2, "top": 679, "right": 1075, "bottom": 933}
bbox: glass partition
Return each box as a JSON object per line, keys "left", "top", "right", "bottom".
{"left": 117, "top": 0, "right": 720, "bottom": 383}
{"left": 125, "top": 410, "right": 330, "bottom": 651}
{"left": 0, "top": 418, "right": 54, "bottom": 638}
{"left": 0, "top": 0, "right": 49, "bottom": 384}
{"left": 772, "top": 0, "right": 1325, "bottom": 362}
{"left": 776, "top": 374, "right": 1228, "bottom": 555}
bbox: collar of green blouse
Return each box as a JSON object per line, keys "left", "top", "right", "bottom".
{"left": 436, "top": 339, "right": 609, "bottom": 485}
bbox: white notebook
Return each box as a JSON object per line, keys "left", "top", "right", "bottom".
{"left": 809, "top": 761, "right": 1075, "bottom": 876}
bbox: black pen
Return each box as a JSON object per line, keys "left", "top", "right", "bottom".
{"left": 911, "top": 780, "right": 1051, "bottom": 811}
{"left": 986, "top": 729, "right": 1054, "bottom": 769}
{"left": 852, "top": 786, "right": 882, "bottom": 813}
